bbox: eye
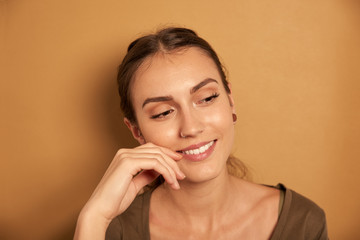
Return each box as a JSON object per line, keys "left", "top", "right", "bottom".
{"left": 150, "top": 109, "right": 174, "bottom": 119}
{"left": 197, "top": 93, "right": 220, "bottom": 104}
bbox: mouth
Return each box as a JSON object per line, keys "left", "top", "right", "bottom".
{"left": 177, "top": 140, "right": 216, "bottom": 155}
{"left": 176, "top": 140, "right": 217, "bottom": 161}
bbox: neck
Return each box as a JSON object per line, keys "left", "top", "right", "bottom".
{"left": 160, "top": 169, "right": 236, "bottom": 220}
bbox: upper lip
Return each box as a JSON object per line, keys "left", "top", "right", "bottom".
{"left": 177, "top": 140, "right": 216, "bottom": 152}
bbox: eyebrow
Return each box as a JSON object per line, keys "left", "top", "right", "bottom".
{"left": 142, "top": 78, "right": 219, "bottom": 108}
{"left": 142, "top": 96, "right": 173, "bottom": 108}
{"left": 190, "top": 78, "right": 218, "bottom": 94}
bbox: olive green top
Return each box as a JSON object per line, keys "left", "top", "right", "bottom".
{"left": 106, "top": 184, "right": 328, "bottom": 240}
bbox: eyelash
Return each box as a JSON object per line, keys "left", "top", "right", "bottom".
{"left": 198, "top": 93, "right": 220, "bottom": 104}
{"left": 150, "top": 109, "right": 174, "bottom": 119}
{"left": 150, "top": 93, "right": 220, "bottom": 119}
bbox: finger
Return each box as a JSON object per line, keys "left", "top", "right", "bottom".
{"left": 104, "top": 153, "right": 174, "bottom": 185}
{"left": 138, "top": 143, "right": 183, "bottom": 160}
{"left": 132, "top": 170, "right": 160, "bottom": 190}
{"left": 148, "top": 153, "right": 180, "bottom": 186}
{"left": 158, "top": 153, "right": 185, "bottom": 179}
{"left": 157, "top": 146, "right": 183, "bottom": 160}
{"left": 133, "top": 170, "right": 180, "bottom": 190}
{"left": 127, "top": 157, "right": 180, "bottom": 189}
{"left": 118, "top": 152, "right": 185, "bottom": 180}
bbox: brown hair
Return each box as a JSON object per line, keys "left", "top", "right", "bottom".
{"left": 117, "top": 27, "right": 248, "bottom": 181}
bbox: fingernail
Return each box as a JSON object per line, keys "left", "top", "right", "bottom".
{"left": 176, "top": 171, "right": 185, "bottom": 179}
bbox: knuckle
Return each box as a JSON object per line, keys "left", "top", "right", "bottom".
{"left": 152, "top": 160, "right": 164, "bottom": 170}
{"left": 115, "top": 148, "right": 127, "bottom": 157}
{"left": 153, "top": 152, "right": 163, "bottom": 159}
{"left": 152, "top": 160, "right": 160, "bottom": 167}
{"left": 116, "top": 156, "right": 130, "bottom": 167}
{"left": 145, "top": 142, "right": 155, "bottom": 147}
{"left": 158, "top": 148, "right": 166, "bottom": 154}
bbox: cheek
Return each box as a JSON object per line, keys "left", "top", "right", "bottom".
{"left": 205, "top": 104, "right": 235, "bottom": 153}
{"left": 140, "top": 121, "right": 179, "bottom": 146}
{"left": 204, "top": 104, "right": 233, "bottom": 131}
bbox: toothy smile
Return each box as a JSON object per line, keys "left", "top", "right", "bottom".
{"left": 178, "top": 140, "right": 215, "bottom": 155}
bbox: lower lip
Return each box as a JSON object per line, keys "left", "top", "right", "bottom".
{"left": 180, "top": 140, "right": 217, "bottom": 162}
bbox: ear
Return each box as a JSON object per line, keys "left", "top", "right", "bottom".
{"left": 124, "top": 118, "right": 146, "bottom": 145}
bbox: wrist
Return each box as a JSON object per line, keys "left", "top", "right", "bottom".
{"left": 74, "top": 206, "right": 111, "bottom": 240}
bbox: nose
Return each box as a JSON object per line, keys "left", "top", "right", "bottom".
{"left": 179, "top": 109, "right": 204, "bottom": 138}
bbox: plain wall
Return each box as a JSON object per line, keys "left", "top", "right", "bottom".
{"left": 1, "top": 0, "right": 359, "bottom": 239}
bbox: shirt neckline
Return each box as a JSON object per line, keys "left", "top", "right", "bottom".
{"left": 142, "top": 183, "right": 290, "bottom": 240}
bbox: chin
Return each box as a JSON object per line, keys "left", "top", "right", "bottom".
{"left": 179, "top": 161, "right": 227, "bottom": 184}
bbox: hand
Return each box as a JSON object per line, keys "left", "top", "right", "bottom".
{"left": 74, "top": 143, "right": 185, "bottom": 240}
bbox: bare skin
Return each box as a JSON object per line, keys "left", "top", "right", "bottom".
{"left": 74, "top": 47, "right": 280, "bottom": 240}
{"left": 74, "top": 143, "right": 185, "bottom": 239}
{"left": 150, "top": 177, "right": 279, "bottom": 240}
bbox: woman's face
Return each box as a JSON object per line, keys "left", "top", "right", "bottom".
{"left": 128, "top": 47, "right": 235, "bottom": 183}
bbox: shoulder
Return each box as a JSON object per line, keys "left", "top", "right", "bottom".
{"left": 272, "top": 184, "right": 328, "bottom": 240}
{"left": 105, "top": 190, "right": 152, "bottom": 240}
{"left": 282, "top": 184, "right": 326, "bottom": 225}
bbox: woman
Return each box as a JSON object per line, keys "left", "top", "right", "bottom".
{"left": 74, "top": 27, "right": 328, "bottom": 240}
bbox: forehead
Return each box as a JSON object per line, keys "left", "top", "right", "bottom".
{"left": 130, "top": 47, "right": 221, "bottom": 100}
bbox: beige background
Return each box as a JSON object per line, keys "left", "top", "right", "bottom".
{"left": 1, "top": 0, "right": 359, "bottom": 239}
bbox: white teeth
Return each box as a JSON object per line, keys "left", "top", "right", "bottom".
{"left": 182, "top": 141, "right": 214, "bottom": 155}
